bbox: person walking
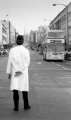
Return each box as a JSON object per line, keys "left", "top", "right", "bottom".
{"left": 6, "top": 35, "right": 31, "bottom": 111}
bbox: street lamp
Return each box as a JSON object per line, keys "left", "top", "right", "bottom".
{"left": 52, "top": 3, "right": 66, "bottom": 7}
{"left": 52, "top": 3, "right": 68, "bottom": 50}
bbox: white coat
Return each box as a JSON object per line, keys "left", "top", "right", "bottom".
{"left": 6, "top": 45, "right": 30, "bottom": 91}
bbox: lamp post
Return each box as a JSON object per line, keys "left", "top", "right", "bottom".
{"left": 52, "top": 3, "right": 68, "bottom": 50}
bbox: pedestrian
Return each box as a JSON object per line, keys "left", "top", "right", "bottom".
{"left": 6, "top": 35, "right": 31, "bottom": 111}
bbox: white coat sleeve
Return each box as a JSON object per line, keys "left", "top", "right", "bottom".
{"left": 6, "top": 50, "right": 12, "bottom": 74}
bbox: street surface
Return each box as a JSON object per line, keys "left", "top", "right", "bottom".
{"left": 0, "top": 50, "right": 71, "bottom": 119}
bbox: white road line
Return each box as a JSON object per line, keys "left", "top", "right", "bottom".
{"left": 0, "top": 87, "right": 3, "bottom": 88}
{"left": 0, "top": 86, "right": 8, "bottom": 90}
{"left": 64, "top": 75, "right": 71, "bottom": 77}
{"left": 59, "top": 76, "right": 71, "bottom": 79}
{"left": 66, "top": 61, "right": 71, "bottom": 64}
{"left": 55, "top": 63, "right": 71, "bottom": 71}
{"left": 65, "top": 88, "right": 71, "bottom": 95}
{"left": 62, "top": 66, "right": 66, "bottom": 69}
{"left": 37, "top": 62, "right": 42, "bottom": 64}
{"left": 56, "top": 64, "right": 62, "bottom": 67}
{"left": 62, "top": 66, "right": 71, "bottom": 70}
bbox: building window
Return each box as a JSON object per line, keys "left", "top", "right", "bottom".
{"left": 2, "top": 27, "right": 7, "bottom": 34}
{"left": 2, "top": 35, "right": 7, "bottom": 41}
{"left": 55, "top": 19, "right": 61, "bottom": 29}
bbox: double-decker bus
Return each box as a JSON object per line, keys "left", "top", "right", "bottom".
{"left": 43, "top": 30, "right": 65, "bottom": 61}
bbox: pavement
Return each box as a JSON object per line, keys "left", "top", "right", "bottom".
{"left": 0, "top": 51, "right": 71, "bottom": 120}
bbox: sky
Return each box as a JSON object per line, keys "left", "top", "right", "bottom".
{"left": 0, "top": 0, "right": 71, "bottom": 34}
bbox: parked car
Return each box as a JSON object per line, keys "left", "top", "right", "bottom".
{"left": 0, "top": 49, "right": 8, "bottom": 56}
{"left": 0, "top": 49, "right": 4, "bottom": 55}
{"left": 64, "top": 50, "right": 71, "bottom": 60}
{"left": 3, "top": 49, "right": 8, "bottom": 56}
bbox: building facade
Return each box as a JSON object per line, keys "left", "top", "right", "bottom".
{"left": 0, "top": 19, "right": 16, "bottom": 49}
{"left": 29, "top": 30, "right": 37, "bottom": 43}
{"left": 49, "top": 2, "right": 71, "bottom": 49}
{"left": 9, "top": 22, "right": 16, "bottom": 45}
{"left": 0, "top": 20, "right": 9, "bottom": 48}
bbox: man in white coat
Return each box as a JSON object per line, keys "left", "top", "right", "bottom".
{"left": 6, "top": 35, "right": 31, "bottom": 111}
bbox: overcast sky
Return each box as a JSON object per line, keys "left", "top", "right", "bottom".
{"left": 0, "top": 0, "right": 71, "bottom": 34}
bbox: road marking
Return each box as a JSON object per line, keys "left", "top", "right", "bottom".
{"left": 62, "top": 67, "right": 71, "bottom": 70}
{"left": 66, "top": 61, "right": 71, "bottom": 64}
{"left": 62, "top": 66, "right": 66, "bottom": 69}
{"left": 37, "top": 62, "right": 42, "bottom": 64}
{"left": 55, "top": 63, "right": 69, "bottom": 70}
{"left": 0, "top": 86, "right": 8, "bottom": 90}
{"left": 0, "top": 86, "right": 4, "bottom": 88}
{"left": 56, "top": 64, "right": 62, "bottom": 67}
{"left": 59, "top": 76, "right": 71, "bottom": 79}
{"left": 64, "top": 74, "right": 71, "bottom": 77}
{"left": 55, "top": 63, "right": 71, "bottom": 71}
{"left": 34, "top": 73, "right": 39, "bottom": 76}
{"left": 65, "top": 88, "right": 71, "bottom": 95}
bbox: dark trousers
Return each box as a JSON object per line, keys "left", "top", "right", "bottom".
{"left": 13, "top": 90, "right": 29, "bottom": 109}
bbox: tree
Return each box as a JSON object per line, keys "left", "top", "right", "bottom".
{"left": 38, "top": 25, "right": 48, "bottom": 44}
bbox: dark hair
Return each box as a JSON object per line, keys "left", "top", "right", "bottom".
{"left": 16, "top": 35, "right": 24, "bottom": 45}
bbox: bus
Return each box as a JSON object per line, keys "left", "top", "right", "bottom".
{"left": 42, "top": 30, "right": 65, "bottom": 61}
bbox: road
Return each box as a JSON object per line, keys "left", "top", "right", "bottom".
{"left": 0, "top": 50, "right": 71, "bottom": 120}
